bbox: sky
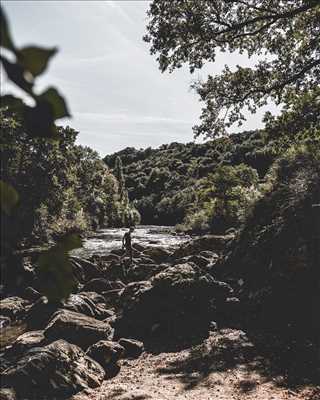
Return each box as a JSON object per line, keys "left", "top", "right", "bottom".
{"left": 1, "top": 1, "right": 277, "bottom": 156}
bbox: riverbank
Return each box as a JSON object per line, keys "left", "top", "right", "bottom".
{"left": 0, "top": 229, "right": 319, "bottom": 400}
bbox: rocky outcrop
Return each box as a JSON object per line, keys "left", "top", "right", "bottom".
{"left": 172, "top": 234, "right": 234, "bottom": 259}
{"left": 62, "top": 293, "right": 112, "bottom": 320}
{"left": 2, "top": 339, "right": 105, "bottom": 399}
{"left": 115, "top": 263, "right": 233, "bottom": 341}
{"left": 44, "top": 309, "right": 113, "bottom": 350}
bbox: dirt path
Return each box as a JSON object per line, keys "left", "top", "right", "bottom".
{"left": 72, "top": 330, "right": 319, "bottom": 400}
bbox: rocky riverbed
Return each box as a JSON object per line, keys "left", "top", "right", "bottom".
{"left": 0, "top": 228, "right": 319, "bottom": 400}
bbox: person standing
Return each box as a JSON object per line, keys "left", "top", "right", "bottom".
{"left": 122, "top": 226, "right": 134, "bottom": 264}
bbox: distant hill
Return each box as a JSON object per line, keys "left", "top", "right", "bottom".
{"left": 103, "top": 130, "right": 281, "bottom": 225}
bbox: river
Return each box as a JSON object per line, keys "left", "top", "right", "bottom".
{"left": 71, "top": 225, "right": 190, "bottom": 258}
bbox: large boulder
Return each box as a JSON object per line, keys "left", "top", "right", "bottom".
{"left": 81, "top": 278, "right": 124, "bottom": 294}
{"left": 69, "top": 256, "right": 103, "bottom": 283}
{"left": 86, "top": 340, "right": 124, "bottom": 370}
{"left": 5, "top": 330, "right": 46, "bottom": 357}
{"left": 2, "top": 339, "right": 105, "bottom": 399}
{"left": 142, "top": 247, "right": 171, "bottom": 263}
{"left": 44, "top": 309, "right": 113, "bottom": 350}
{"left": 115, "top": 264, "right": 233, "bottom": 341}
{"left": 172, "top": 234, "right": 234, "bottom": 259}
{"left": 126, "top": 263, "right": 166, "bottom": 282}
{"left": 62, "top": 293, "right": 112, "bottom": 320}
{"left": 118, "top": 338, "right": 144, "bottom": 359}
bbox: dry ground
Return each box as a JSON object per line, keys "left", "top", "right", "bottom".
{"left": 71, "top": 330, "right": 320, "bottom": 400}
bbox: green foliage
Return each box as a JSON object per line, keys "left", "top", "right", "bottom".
{"left": 144, "top": 0, "right": 320, "bottom": 137}
{"left": 104, "top": 129, "right": 294, "bottom": 225}
{"left": 182, "top": 164, "right": 260, "bottom": 233}
{"left": 0, "top": 110, "right": 135, "bottom": 249}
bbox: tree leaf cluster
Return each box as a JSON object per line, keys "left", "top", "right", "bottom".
{"left": 144, "top": 0, "right": 320, "bottom": 137}
{"left": 0, "top": 6, "right": 70, "bottom": 140}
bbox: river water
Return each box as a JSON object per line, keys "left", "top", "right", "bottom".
{"left": 72, "top": 225, "right": 190, "bottom": 258}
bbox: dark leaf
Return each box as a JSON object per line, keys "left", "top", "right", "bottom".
{"left": 0, "top": 6, "right": 16, "bottom": 52}
{"left": 0, "top": 55, "right": 33, "bottom": 93}
{"left": 58, "top": 233, "right": 83, "bottom": 252}
{"left": 23, "top": 102, "right": 57, "bottom": 138}
{"left": 37, "top": 250, "right": 77, "bottom": 302}
{"left": 40, "top": 87, "right": 71, "bottom": 119}
{"left": 37, "top": 234, "right": 82, "bottom": 301}
{"left": 18, "top": 46, "right": 57, "bottom": 77}
{"left": 0, "top": 180, "right": 19, "bottom": 215}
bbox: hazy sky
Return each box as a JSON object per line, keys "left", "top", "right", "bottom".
{"left": 2, "top": 1, "right": 276, "bottom": 156}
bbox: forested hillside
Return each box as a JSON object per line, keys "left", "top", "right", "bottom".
{"left": 1, "top": 109, "right": 140, "bottom": 250}
{"left": 104, "top": 127, "right": 315, "bottom": 232}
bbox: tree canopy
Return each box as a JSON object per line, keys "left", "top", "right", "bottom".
{"left": 144, "top": 0, "right": 320, "bottom": 137}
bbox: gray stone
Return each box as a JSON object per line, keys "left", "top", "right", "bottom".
{"left": 2, "top": 340, "right": 105, "bottom": 398}
{"left": 44, "top": 309, "right": 113, "bottom": 350}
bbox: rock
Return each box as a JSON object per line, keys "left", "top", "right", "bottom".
{"left": 119, "top": 281, "right": 153, "bottom": 310}
{"left": 5, "top": 330, "right": 46, "bottom": 357}
{"left": 127, "top": 263, "right": 164, "bottom": 282}
{"left": 105, "top": 262, "right": 127, "bottom": 281}
{"left": 0, "top": 388, "right": 16, "bottom": 400}
{"left": 172, "top": 234, "right": 234, "bottom": 259}
{"left": 115, "top": 264, "right": 233, "bottom": 341}
{"left": 188, "top": 255, "right": 210, "bottom": 268}
{"left": 70, "top": 256, "right": 103, "bottom": 282}
{"left": 21, "top": 287, "right": 41, "bottom": 302}
{"left": 44, "top": 309, "right": 113, "bottom": 350}
{"left": 142, "top": 247, "right": 170, "bottom": 263}
{"left": 132, "top": 243, "right": 145, "bottom": 252}
{"left": 86, "top": 340, "right": 124, "bottom": 370}
{"left": 62, "top": 293, "right": 112, "bottom": 320}
{"left": 2, "top": 340, "right": 105, "bottom": 398}
{"left": 101, "top": 254, "right": 120, "bottom": 263}
{"left": 139, "top": 256, "right": 156, "bottom": 265}
{"left": 81, "top": 278, "right": 123, "bottom": 294}
{"left": 0, "top": 316, "right": 11, "bottom": 329}
{"left": 26, "top": 297, "right": 60, "bottom": 330}
{"left": 118, "top": 338, "right": 144, "bottom": 359}
{"left": 0, "top": 297, "right": 30, "bottom": 320}
{"left": 200, "top": 250, "right": 219, "bottom": 260}
{"left": 110, "top": 248, "right": 124, "bottom": 257}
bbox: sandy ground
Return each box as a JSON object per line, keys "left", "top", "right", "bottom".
{"left": 71, "top": 330, "right": 320, "bottom": 400}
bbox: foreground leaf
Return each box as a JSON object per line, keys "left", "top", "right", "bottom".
{"left": 0, "top": 180, "right": 19, "bottom": 215}
{"left": 0, "top": 6, "right": 16, "bottom": 52}
{"left": 18, "top": 46, "right": 57, "bottom": 77}
{"left": 23, "top": 102, "right": 57, "bottom": 139}
{"left": 0, "top": 55, "right": 33, "bottom": 94}
{"left": 37, "top": 234, "right": 82, "bottom": 302}
{"left": 40, "top": 87, "right": 70, "bottom": 119}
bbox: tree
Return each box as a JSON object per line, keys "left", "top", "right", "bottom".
{"left": 144, "top": 0, "right": 320, "bottom": 137}
{"left": 114, "top": 156, "right": 126, "bottom": 202}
